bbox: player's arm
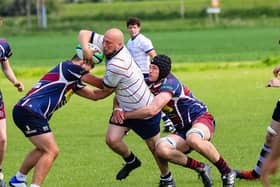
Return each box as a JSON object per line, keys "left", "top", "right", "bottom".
{"left": 76, "top": 85, "right": 114, "bottom": 101}
{"left": 124, "top": 91, "right": 172, "bottom": 119}
{"left": 78, "top": 29, "right": 94, "bottom": 61}
{"left": 1, "top": 59, "right": 24, "bottom": 92}
{"left": 147, "top": 49, "right": 156, "bottom": 59}
{"left": 111, "top": 96, "right": 125, "bottom": 124}
{"left": 81, "top": 73, "right": 104, "bottom": 89}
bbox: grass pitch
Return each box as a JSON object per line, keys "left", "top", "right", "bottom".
{"left": 2, "top": 63, "right": 280, "bottom": 186}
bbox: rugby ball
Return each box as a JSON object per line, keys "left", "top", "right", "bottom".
{"left": 75, "top": 43, "right": 104, "bottom": 64}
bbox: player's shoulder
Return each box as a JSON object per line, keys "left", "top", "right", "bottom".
{"left": 165, "top": 73, "right": 180, "bottom": 85}
{"left": 137, "top": 33, "right": 151, "bottom": 41}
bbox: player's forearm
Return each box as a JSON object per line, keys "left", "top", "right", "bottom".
{"left": 82, "top": 74, "right": 104, "bottom": 89}
{"left": 125, "top": 105, "right": 159, "bottom": 119}
{"left": 77, "top": 87, "right": 112, "bottom": 101}
{"left": 78, "top": 30, "right": 92, "bottom": 47}
{"left": 2, "top": 64, "right": 18, "bottom": 85}
{"left": 92, "top": 88, "right": 113, "bottom": 100}
{"left": 125, "top": 107, "right": 151, "bottom": 119}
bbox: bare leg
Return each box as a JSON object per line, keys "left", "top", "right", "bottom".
{"left": 105, "top": 124, "right": 130, "bottom": 157}
{"left": 0, "top": 119, "right": 7, "bottom": 171}
{"left": 27, "top": 133, "right": 59, "bottom": 185}
{"left": 19, "top": 148, "right": 43, "bottom": 175}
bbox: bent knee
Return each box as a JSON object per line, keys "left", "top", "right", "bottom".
{"left": 105, "top": 136, "right": 120, "bottom": 148}
{"left": 50, "top": 146, "right": 60, "bottom": 158}
{"left": 155, "top": 145, "right": 170, "bottom": 159}
{"left": 155, "top": 137, "right": 175, "bottom": 159}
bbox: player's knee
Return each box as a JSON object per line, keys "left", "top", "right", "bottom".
{"left": 44, "top": 146, "right": 59, "bottom": 161}
{"left": 105, "top": 136, "right": 119, "bottom": 149}
{"left": 52, "top": 147, "right": 60, "bottom": 159}
{"left": 155, "top": 137, "right": 175, "bottom": 159}
{"left": 186, "top": 128, "right": 205, "bottom": 147}
{"left": 266, "top": 126, "right": 278, "bottom": 145}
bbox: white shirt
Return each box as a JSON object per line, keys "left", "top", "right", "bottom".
{"left": 127, "top": 33, "right": 154, "bottom": 74}
{"left": 103, "top": 46, "right": 154, "bottom": 111}
{"left": 89, "top": 32, "right": 104, "bottom": 51}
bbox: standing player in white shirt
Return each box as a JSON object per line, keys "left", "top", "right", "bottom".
{"left": 126, "top": 17, "right": 175, "bottom": 133}
{"left": 78, "top": 28, "right": 175, "bottom": 186}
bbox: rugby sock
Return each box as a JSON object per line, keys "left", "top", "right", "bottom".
{"left": 213, "top": 156, "right": 231, "bottom": 175}
{"left": 30, "top": 184, "right": 40, "bottom": 187}
{"left": 185, "top": 157, "right": 205, "bottom": 170}
{"left": 252, "top": 144, "right": 271, "bottom": 177}
{"left": 160, "top": 172, "right": 173, "bottom": 181}
{"left": 237, "top": 144, "right": 271, "bottom": 179}
{"left": 124, "top": 152, "right": 136, "bottom": 163}
{"left": 162, "top": 113, "right": 169, "bottom": 122}
{"left": 15, "top": 171, "right": 27, "bottom": 181}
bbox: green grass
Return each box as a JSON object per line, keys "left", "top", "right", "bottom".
{"left": 1, "top": 0, "right": 280, "bottom": 34}
{"left": 2, "top": 63, "right": 280, "bottom": 186}
{"left": 61, "top": 0, "right": 280, "bottom": 19}
{"left": 1, "top": 27, "right": 279, "bottom": 69}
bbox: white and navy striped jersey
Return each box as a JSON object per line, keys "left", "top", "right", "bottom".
{"left": 126, "top": 33, "right": 154, "bottom": 74}
{"left": 103, "top": 46, "right": 154, "bottom": 111}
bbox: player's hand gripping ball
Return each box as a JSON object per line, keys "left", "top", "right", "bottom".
{"left": 76, "top": 43, "right": 104, "bottom": 64}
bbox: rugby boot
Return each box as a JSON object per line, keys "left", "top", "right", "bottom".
{"left": 9, "top": 176, "right": 26, "bottom": 187}
{"left": 116, "top": 157, "right": 141, "bottom": 180}
{"left": 158, "top": 178, "right": 176, "bottom": 187}
{"left": 234, "top": 169, "right": 260, "bottom": 180}
{"left": 195, "top": 164, "right": 213, "bottom": 187}
{"left": 222, "top": 170, "right": 236, "bottom": 187}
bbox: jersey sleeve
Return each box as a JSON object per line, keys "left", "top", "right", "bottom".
{"left": 63, "top": 62, "right": 88, "bottom": 81}
{"left": 90, "top": 32, "right": 104, "bottom": 51}
{"left": 141, "top": 37, "right": 154, "bottom": 53}
{"left": 160, "top": 75, "right": 177, "bottom": 96}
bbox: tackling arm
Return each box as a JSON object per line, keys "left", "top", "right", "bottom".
{"left": 124, "top": 91, "right": 172, "bottom": 119}
{"left": 76, "top": 85, "right": 114, "bottom": 101}
{"left": 81, "top": 73, "right": 104, "bottom": 89}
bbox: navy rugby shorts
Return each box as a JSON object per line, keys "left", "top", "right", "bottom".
{"left": 110, "top": 112, "right": 161, "bottom": 140}
{"left": 13, "top": 106, "right": 51, "bottom": 137}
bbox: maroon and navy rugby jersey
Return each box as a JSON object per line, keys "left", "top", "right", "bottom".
{"left": 147, "top": 73, "right": 208, "bottom": 130}
{"left": 16, "top": 61, "right": 88, "bottom": 120}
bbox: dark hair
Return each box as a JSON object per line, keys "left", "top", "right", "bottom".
{"left": 126, "top": 17, "right": 141, "bottom": 27}
{"left": 151, "top": 54, "right": 172, "bottom": 82}
{"left": 71, "top": 54, "right": 80, "bottom": 60}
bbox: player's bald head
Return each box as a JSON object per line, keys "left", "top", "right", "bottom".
{"left": 104, "top": 28, "right": 124, "bottom": 46}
